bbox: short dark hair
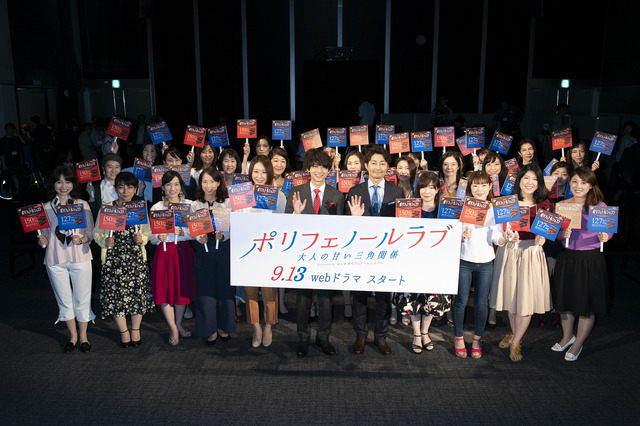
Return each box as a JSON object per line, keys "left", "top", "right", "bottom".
{"left": 218, "top": 148, "right": 241, "bottom": 173}
{"left": 303, "top": 148, "right": 332, "bottom": 171}
{"left": 192, "top": 145, "right": 218, "bottom": 171}
{"left": 49, "top": 165, "right": 82, "bottom": 200}
{"left": 114, "top": 171, "right": 138, "bottom": 188}
{"left": 439, "top": 151, "right": 465, "bottom": 182}
{"left": 4, "top": 123, "right": 16, "bottom": 131}
{"left": 163, "top": 146, "right": 182, "bottom": 164}
{"left": 466, "top": 171, "right": 493, "bottom": 200}
{"left": 364, "top": 145, "right": 390, "bottom": 165}
{"left": 161, "top": 170, "right": 185, "bottom": 199}
{"left": 343, "top": 150, "right": 365, "bottom": 171}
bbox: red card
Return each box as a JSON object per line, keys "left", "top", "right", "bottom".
{"left": 338, "top": 170, "right": 361, "bottom": 193}
{"left": 455, "top": 135, "right": 475, "bottom": 156}
{"left": 504, "top": 206, "right": 531, "bottom": 232}
{"left": 396, "top": 198, "right": 421, "bottom": 218}
{"left": 151, "top": 165, "right": 170, "bottom": 188}
{"left": 106, "top": 116, "right": 132, "bottom": 140}
{"left": 349, "top": 125, "right": 369, "bottom": 146}
{"left": 184, "top": 125, "right": 206, "bottom": 148}
{"left": 434, "top": 126, "right": 455, "bottom": 147}
{"left": 186, "top": 208, "right": 213, "bottom": 237}
{"left": 228, "top": 182, "right": 256, "bottom": 211}
{"left": 237, "top": 119, "right": 257, "bottom": 139}
{"left": 301, "top": 128, "right": 323, "bottom": 152}
{"left": 98, "top": 205, "right": 127, "bottom": 231}
{"left": 389, "top": 132, "right": 410, "bottom": 154}
{"left": 290, "top": 171, "right": 311, "bottom": 186}
{"left": 384, "top": 168, "right": 397, "bottom": 185}
{"left": 460, "top": 198, "right": 491, "bottom": 226}
{"left": 149, "top": 210, "right": 175, "bottom": 234}
{"left": 16, "top": 203, "right": 50, "bottom": 233}
{"left": 75, "top": 159, "right": 101, "bottom": 183}
{"left": 551, "top": 128, "right": 572, "bottom": 151}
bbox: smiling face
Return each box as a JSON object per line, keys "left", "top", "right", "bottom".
{"left": 54, "top": 174, "right": 74, "bottom": 199}
{"left": 222, "top": 154, "right": 237, "bottom": 174}
{"left": 271, "top": 154, "right": 287, "bottom": 178}
{"left": 309, "top": 164, "right": 329, "bottom": 187}
{"left": 104, "top": 160, "right": 121, "bottom": 183}
{"left": 551, "top": 167, "right": 569, "bottom": 184}
{"left": 200, "top": 145, "right": 215, "bottom": 168}
{"left": 419, "top": 183, "right": 438, "bottom": 205}
{"left": 470, "top": 181, "right": 491, "bottom": 200}
{"left": 569, "top": 174, "right": 592, "bottom": 199}
{"left": 163, "top": 176, "right": 182, "bottom": 201}
{"left": 365, "top": 153, "right": 388, "bottom": 183}
{"left": 519, "top": 170, "right": 538, "bottom": 196}
{"left": 116, "top": 183, "right": 136, "bottom": 203}
{"left": 251, "top": 162, "right": 268, "bottom": 186}
{"left": 442, "top": 157, "right": 459, "bottom": 179}
{"left": 201, "top": 172, "right": 220, "bottom": 198}
{"left": 571, "top": 145, "right": 586, "bottom": 165}
{"left": 256, "top": 138, "right": 271, "bottom": 156}
{"left": 519, "top": 142, "right": 534, "bottom": 164}
{"left": 346, "top": 154, "right": 361, "bottom": 171}
{"left": 142, "top": 144, "right": 157, "bottom": 163}
{"left": 484, "top": 158, "right": 501, "bottom": 176}
{"left": 165, "top": 154, "right": 182, "bottom": 166}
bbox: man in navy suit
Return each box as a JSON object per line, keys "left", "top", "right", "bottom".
{"left": 285, "top": 149, "right": 345, "bottom": 357}
{"left": 345, "top": 145, "right": 403, "bottom": 355}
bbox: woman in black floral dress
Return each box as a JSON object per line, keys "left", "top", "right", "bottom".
{"left": 394, "top": 172, "right": 452, "bottom": 353}
{"left": 94, "top": 172, "right": 155, "bottom": 347}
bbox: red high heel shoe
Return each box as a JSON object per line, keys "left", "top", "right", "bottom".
{"left": 471, "top": 336, "right": 482, "bottom": 359}
{"left": 454, "top": 336, "right": 467, "bottom": 358}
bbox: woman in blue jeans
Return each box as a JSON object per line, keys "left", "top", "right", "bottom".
{"left": 453, "top": 171, "right": 507, "bottom": 358}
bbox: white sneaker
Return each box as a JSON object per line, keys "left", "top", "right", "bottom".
{"left": 184, "top": 306, "right": 193, "bottom": 319}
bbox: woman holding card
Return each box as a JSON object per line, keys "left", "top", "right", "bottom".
{"left": 394, "top": 172, "right": 453, "bottom": 353}
{"left": 219, "top": 148, "right": 242, "bottom": 187}
{"left": 343, "top": 150, "right": 366, "bottom": 173}
{"left": 191, "top": 167, "right": 235, "bottom": 346}
{"left": 482, "top": 151, "right": 507, "bottom": 187}
{"left": 37, "top": 165, "right": 96, "bottom": 353}
{"left": 269, "top": 147, "right": 290, "bottom": 190}
{"left": 491, "top": 164, "right": 552, "bottom": 361}
{"left": 123, "top": 141, "right": 159, "bottom": 202}
{"left": 563, "top": 140, "right": 599, "bottom": 172}
{"left": 237, "top": 155, "right": 285, "bottom": 347}
{"left": 94, "top": 172, "right": 154, "bottom": 348}
{"left": 453, "top": 172, "right": 507, "bottom": 358}
{"left": 551, "top": 167, "right": 611, "bottom": 361}
{"left": 439, "top": 151, "right": 464, "bottom": 197}
{"left": 190, "top": 144, "right": 218, "bottom": 182}
{"left": 88, "top": 153, "right": 122, "bottom": 220}
{"left": 241, "top": 136, "right": 272, "bottom": 174}
{"left": 149, "top": 170, "right": 195, "bottom": 345}
{"left": 550, "top": 161, "right": 572, "bottom": 200}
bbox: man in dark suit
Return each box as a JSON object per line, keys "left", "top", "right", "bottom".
{"left": 345, "top": 145, "right": 403, "bottom": 355}
{"left": 285, "top": 149, "right": 345, "bottom": 357}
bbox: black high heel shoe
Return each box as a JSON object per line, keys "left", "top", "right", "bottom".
{"left": 64, "top": 342, "right": 75, "bottom": 353}
{"left": 120, "top": 329, "right": 132, "bottom": 348}
{"left": 130, "top": 328, "right": 141, "bottom": 347}
{"left": 80, "top": 342, "right": 91, "bottom": 353}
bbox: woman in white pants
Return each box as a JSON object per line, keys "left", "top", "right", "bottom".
{"left": 37, "top": 165, "right": 96, "bottom": 353}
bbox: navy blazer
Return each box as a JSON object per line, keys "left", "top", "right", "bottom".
{"left": 345, "top": 179, "right": 404, "bottom": 217}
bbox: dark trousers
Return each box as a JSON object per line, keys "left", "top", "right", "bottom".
{"left": 352, "top": 291, "right": 390, "bottom": 340}
{"left": 296, "top": 289, "right": 332, "bottom": 342}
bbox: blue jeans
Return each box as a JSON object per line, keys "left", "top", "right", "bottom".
{"left": 453, "top": 260, "right": 493, "bottom": 337}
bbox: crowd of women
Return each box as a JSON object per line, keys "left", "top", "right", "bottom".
{"left": 36, "top": 133, "right": 612, "bottom": 362}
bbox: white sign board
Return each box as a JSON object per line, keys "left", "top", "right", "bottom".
{"left": 231, "top": 212, "right": 461, "bottom": 293}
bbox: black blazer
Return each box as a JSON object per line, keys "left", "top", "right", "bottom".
{"left": 285, "top": 181, "right": 345, "bottom": 215}
{"left": 345, "top": 179, "right": 404, "bottom": 217}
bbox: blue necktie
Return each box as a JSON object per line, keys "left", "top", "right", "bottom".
{"left": 372, "top": 185, "right": 381, "bottom": 216}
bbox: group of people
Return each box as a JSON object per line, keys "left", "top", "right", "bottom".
{"left": 35, "top": 131, "right": 612, "bottom": 363}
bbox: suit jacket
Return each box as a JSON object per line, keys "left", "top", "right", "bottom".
{"left": 285, "top": 181, "right": 345, "bottom": 215}
{"left": 345, "top": 179, "right": 403, "bottom": 217}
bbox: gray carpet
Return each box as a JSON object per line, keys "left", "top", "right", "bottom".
{"left": 2, "top": 211, "right": 639, "bottom": 425}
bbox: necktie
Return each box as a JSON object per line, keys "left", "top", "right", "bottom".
{"left": 313, "top": 189, "right": 321, "bottom": 214}
{"left": 372, "top": 185, "right": 381, "bottom": 216}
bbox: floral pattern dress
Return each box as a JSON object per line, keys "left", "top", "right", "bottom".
{"left": 100, "top": 225, "right": 155, "bottom": 318}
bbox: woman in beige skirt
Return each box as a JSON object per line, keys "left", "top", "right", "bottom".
{"left": 490, "top": 164, "right": 552, "bottom": 362}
